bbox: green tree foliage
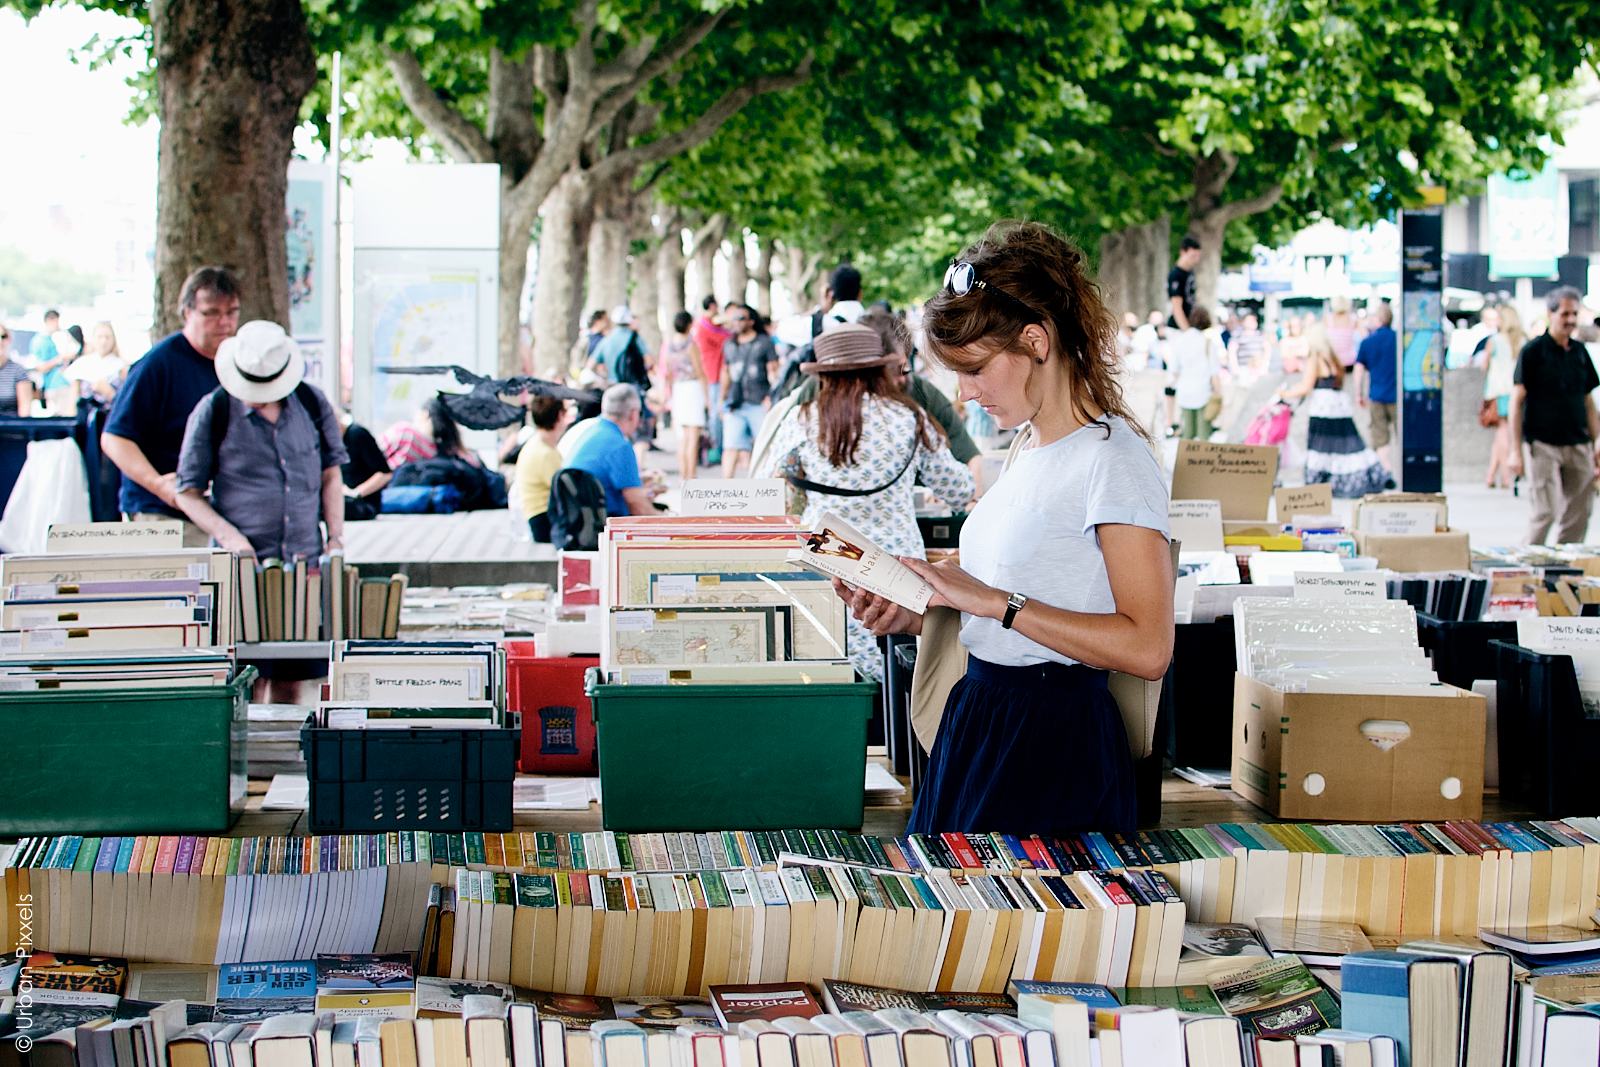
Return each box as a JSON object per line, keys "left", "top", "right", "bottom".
{"left": 0, "top": 247, "right": 105, "bottom": 316}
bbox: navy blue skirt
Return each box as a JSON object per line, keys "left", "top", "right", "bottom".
{"left": 907, "top": 656, "right": 1136, "bottom": 835}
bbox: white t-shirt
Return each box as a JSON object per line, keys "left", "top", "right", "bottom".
{"left": 958, "top": 415, "right": 1170, "bottom": 667}
{"left": 1169, "top": 328, "right": 1219, "bottom": 409}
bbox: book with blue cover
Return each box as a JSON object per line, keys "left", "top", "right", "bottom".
{"left": 1341, "top": 951, "right": 1461, "bottom": 1067}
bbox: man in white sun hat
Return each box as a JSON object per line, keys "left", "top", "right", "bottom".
{"left": 173, "top": 320, "right": 347, "bottom": 561}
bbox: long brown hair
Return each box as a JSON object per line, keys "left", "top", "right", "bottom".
{"left": 1304, "top": 326, "right": 1344, "bottom": 387}
{"left": 922, "top": 220, "right": 1148, "bottom": 441}
{"left": 803, "top": 310, "right": 942, "bottom": 467}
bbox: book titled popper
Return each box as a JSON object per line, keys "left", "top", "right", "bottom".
{"left": 788, "top": 512, "right": 934, "bottom": 614}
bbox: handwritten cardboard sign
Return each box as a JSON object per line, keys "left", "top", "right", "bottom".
{"left": 1275, "top": 484, "right": 1334, "bottom": 520}
{"left": 1359, "top": 504, "right": 1440, "bottom": 536}
{"left": 678, "top": 479, "right": 786, "bottom": 516}
{"left": 1170, "top": 441, "right": 1279, "bottom": 520}
{"left": 46, "top": 522, "right": 184, "bottom": 554}
{"left": 1294, "top": 572, "right": 1387, "bottom": 600}
{"left": 1168, "top": 499, "right": 1225, "bottom": 553}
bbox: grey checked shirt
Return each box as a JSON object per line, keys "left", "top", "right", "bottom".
{"left": 176, "top": 386, "right": 348, "bottom": 560}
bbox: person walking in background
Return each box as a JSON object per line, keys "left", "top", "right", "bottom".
{"left": 592, "top": 305, "right": 655, "bottom": 459}
{"left": 1278, "top": 326, "right": 1391, "bottom": 497}
{"left": 1325, "top": 295, "right": 1359, "bottom": 368}
{"left": 1507, "top": 287, "right": 1597, "bottom": 544}
{"left": 1278, "top": 314, "right": 1309, "bottom": 375}
{"left": 659, "top": 310, "right": 708, "bottom": 480}
{"left": 753, "top": 321, "right": 973, "bottom": 681}
{"left": 1483, "top": 303, "right": 1526, "bottom": 490}
{"left": 515, "top": 396, "right": 571, "bottom": 541}
{"left": 1164, "top": 236, "right": 1202, "bottom": 432}
{"left": 42, "top": 324, "right": 83, "bottom": 414}
{"left": 0, "top": 325, "right": 36, "bottom": 416}
{"left": 1353, "top": 301, "right": 1399, "bottom": 473}
{"left": 68, "top": 321, "right": 127, "bottom": 402}
{"left": 719, "top": 303, "right": 778, "bottom": 478}
{"left": 24, "top": 309, "right": 65, "bottom": 405}
{"left": 103, "top": 266, "right": 239, "bottom": 543}
{"left": 1229, "top": 311, "right": 1267, "bottom": 378}
{"left": 691, "top": 296, "right": 730, "bottom": 465}
{"left": 1170, "top": 306, "right": 1222, "bottom": 440}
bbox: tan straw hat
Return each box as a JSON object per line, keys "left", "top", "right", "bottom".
{"left": 802, "top": 321, "right": 899, "bottom": 374}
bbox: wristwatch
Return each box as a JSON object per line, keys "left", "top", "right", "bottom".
{"left": 1001, "top": 591, "right": 1029, "bottom": 630}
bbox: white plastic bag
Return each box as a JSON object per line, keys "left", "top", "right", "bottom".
{"left": 0, "top": 437, "right": 91, "bottom": 553}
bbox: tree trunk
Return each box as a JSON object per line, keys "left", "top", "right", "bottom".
{"left": 586, "top": 216, "right": 631, "bottom": 319}
{"left": 530, "top": 171, "right": 595, "bottom": 380}
{"left": 725, "top": 229, "right": 749, "bottom": 307}
{"left": 630, "top": 220, "right": 661, "bottom": 356}
{"left": 781, "top": 242, "right": 825, "bottom": 312}
{"left": 1184, "top": 151, "right": 1284, "bottom": 313}
{"left": 151, "top": 0, "right": 315, "bottom": 335}
{"left": 500, "top": 198, "right": 539, "bottom": 376}
{"left": 659, "top": 225, "right": 688, "bottom": 321}
{"left": 750, "top": 235, "right": 774, "bottom": 317}
{"left": 1096, "top": 216, "right": 1170, "bottom": 322}
{"left": 687, "top": 214, "right": 726, "bottom": 308}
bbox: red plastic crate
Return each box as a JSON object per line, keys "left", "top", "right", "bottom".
{"left": 506, "top": 641, "right": 599, "bottom": 773}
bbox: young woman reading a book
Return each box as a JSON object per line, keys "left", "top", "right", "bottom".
{"left": 836, "top": 221, "right": 1174, "bottom": 833}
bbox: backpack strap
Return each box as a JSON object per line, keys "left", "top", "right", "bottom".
{"left": 208, "top": 382, "right": 327, "bottom": 457}
{"left": 207, "top": 386, "right": 232, "bottom": 457}
{"left": 783, "top": 442, "right": 917, "bottom": 498}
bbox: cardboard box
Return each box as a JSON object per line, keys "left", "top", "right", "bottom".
{"left": 1231, "top": 674, "right": 1485, "bottom": 821}
{"left": 1355, "top": 531, "right": 1471, "bottom": 572}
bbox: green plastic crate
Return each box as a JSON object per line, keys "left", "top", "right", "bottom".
{"left": 0, "top": 667, "right": 255, "bottom": 834}
{"left": 588, "top": 669, "right": 877, "bottom": 831}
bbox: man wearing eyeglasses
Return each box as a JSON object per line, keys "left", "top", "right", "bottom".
{"left": 103, "top": 266, "right": 241, "bottom": 545}
{"left": 718, "top": 304, "right": 778, "bottom": 478}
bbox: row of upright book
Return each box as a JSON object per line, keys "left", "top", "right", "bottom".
{"left": 8, "top": 818, "right": 1600, "bottom": 971}
{"left": 12, "top": 944, "right": 1600, "bottom": 1067}
{"left": 236, "top": 556, "right": 405, "bottom": 644}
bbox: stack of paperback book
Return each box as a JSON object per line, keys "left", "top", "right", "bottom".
{"left": 598, "top": 517, "right": 853, "bottom": 684}
{"left": 313, "top": 640, "right": 506, "bottom": 730}
{"left": 236, "top": 555, "right": 407, "bottom": 645}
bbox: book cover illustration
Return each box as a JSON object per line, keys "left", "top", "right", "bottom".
{"left": 1181, "top": 923, "right": 1268, "bottom": 962}
{"left": 416, "top": 977, "right": 513, "bottom": 1016}
{"left": 515, "top": 991, "right": 616, "bottom": 1029}
{"left": 612, "top": 997, "right": 718, "bottom": 1029}
{"left": 314, "top": 954, "right": 416, "bottom": 989}
{"left": 217, "top": 961, "right": 316, "bottom": 999}
{"left": 21, "top": 953, "right": 128, "bottom": 1002}
{"left": 210, "top": 997, "right": 316, "bottom": 1022}
{"left": 1115, "top": 985, "right": 1226, "bottom": 1016}
{"left": 709, "top": 983, "right": 824, "bottom": 1027}
{"left": 788, "top": 513, "right": 934, "bottom": 614}
{"left": 1210, "top": 957, "right": 1340, "bottom": 1038}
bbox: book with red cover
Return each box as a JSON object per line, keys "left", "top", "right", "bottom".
{"left": 708, "top": 983, "right": 823, "bottom": 1027}
{"left": 941, "top": 834, "right": 984, "bottom": 871}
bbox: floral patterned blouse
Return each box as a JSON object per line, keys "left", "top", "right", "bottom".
{"left": 755, "top": 395, "right": 975, "bottom": 681}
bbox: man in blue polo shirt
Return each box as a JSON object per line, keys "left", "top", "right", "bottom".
{"left": 103, "top": 266, "right": 241, "bottom": 544}
{"left": 564, "top": 384, "right": 657, "bottom": 518}
{"left": 1355, "top": 301, "right": 1398, "bottom": 472}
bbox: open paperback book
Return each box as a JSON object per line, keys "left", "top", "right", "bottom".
{"left": 787, "top": 512, "right": 934, "bottom": 614}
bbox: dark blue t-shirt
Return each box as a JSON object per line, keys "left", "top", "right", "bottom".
{"left": 1356, "top": 325, "right": 1398, "bottom": 404}
{"left": 104, "top": 331, "right": 219, "bottom": 516}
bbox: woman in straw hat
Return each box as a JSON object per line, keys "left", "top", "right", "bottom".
{"left": 754, "top": 320, "right": 973, "bottom": 681}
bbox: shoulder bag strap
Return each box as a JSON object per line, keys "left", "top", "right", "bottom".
{"left": 784, "top": 440, "right": 917, "bottom": 497}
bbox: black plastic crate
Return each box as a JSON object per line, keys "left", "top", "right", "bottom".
{"left": 301, "top": 714, "right": 520, "bottom": 832}
{"left": 1416, "top": 614, "right": 1518, "bottom": 690}
{"left": 1489, "top": 641, "right": 1600, "bottom": 816}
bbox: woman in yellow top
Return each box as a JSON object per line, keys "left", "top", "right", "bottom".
{"left": 516, "top": 396, "right": 573, "bottom": 542}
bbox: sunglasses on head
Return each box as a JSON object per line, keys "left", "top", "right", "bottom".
{"left": 943, "top": 260, "right": 1041, "bottom": 320}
